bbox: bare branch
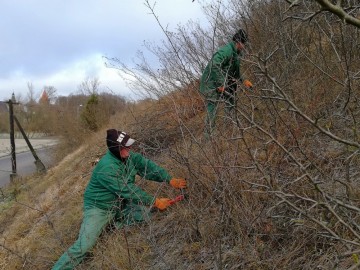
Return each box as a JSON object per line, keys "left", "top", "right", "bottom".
{"left": 314, "top": 0, "right": 360, "bottom": 28}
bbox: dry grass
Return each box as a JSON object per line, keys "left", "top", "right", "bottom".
{"left": 0, "top": 86, "right": 359, "bottom": 269}
{"left": 0, "top": 140, "right": 103, "bottom": 269}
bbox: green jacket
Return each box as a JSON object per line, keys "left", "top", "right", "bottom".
{"left": 200, "top": 41, "right": 242, "bottom": 96}
{"left": 83, "top": 150, "right": 172, "bottom": 211}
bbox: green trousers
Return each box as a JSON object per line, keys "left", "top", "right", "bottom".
{"left": 205, "top": 93, "right": 236, "bottom": 137}
{"left": 52, "top": 203, "right": 150, "bottom": 270}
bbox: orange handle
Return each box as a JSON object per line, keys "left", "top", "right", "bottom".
{"left": 168, "top": 195, "right": 185, "bottom": 205}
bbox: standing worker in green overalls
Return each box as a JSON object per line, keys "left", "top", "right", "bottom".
{"left": 200, "top": 29, "right": 253, "bottom": 136}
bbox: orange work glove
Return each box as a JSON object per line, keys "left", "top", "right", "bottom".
{"left": 170, "top": 178, "right": 187, "bottom": 189}
{"left": 217, "top": 86, "right": 225, "bottom": 93}
{"left": 243, "top": 79, "right": 253, "bottom": 89}
{"left": 154, "top": 198, "right": 171, "bottom": 211}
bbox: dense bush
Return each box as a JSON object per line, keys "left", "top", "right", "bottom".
{"left": 0, "top": 1, "right": 359, "bottom": 269}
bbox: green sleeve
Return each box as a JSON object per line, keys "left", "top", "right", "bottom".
{"left": 210, "top": 45, "right": 233, "bottom": 88}
{"left": 131, "top": 152, "right": 172, "bottom": 183}
{"left": 97, "top": 166, "right": 155, "bottom": 205}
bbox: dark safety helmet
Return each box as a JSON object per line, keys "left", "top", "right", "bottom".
{"left": 232, "top": 29, "right": 248, "bottom": 44}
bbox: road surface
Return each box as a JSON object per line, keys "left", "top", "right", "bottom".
{"left": 0, "top": 147, "right": 55, "bottom": 188}
{"left": 0, "top": 139, "right": 57, "bottom": 187}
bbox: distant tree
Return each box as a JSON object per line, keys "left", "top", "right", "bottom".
{"left": 55, "top": 94, "right": 88, "bottom": 114}
{"left": 26, "top": 82, "right": 38, "bottom": 105}
{"left": 0, "top": 102, "right": 9, "bottom": 133}
{"left": 77, "top": 77, "right": 101, "bottom": 95}
{"left": 81, "top": 94, "right": 100, "bottom": 131}
{"left": 99, "top": 92, "right": 126, "bottom": 116}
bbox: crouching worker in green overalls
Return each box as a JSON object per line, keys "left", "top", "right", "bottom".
{"left": 52, "top": 129, "right": 187, "bottom": 270}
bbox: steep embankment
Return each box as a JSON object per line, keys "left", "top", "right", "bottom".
{"left": 0, "top": 144, "right": 93, "bottom": 269}
{"left": 0, "top": 90, "right": 206, "bottom": 269}
{"left": 1, "top": 86, "right": 359, "bottom": 269}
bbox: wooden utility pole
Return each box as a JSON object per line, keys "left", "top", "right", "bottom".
{"left": 3, "top": 93, "right": 48, "bottom": 182}
{"left": 5, "top": 93, "right": 19, "bottom": 180}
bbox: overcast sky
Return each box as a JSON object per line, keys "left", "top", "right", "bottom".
{"left": 0, "top": 0, "right": 207, "bottom": 102}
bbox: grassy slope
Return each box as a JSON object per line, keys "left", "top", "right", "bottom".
{"left": 0, "top": 90, "right": 209, "bottom": 270}
{"left": 0, "top": 88, "right": 358, "bottom": 269}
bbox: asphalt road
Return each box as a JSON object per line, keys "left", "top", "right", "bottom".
{"left": 0, "top": 147, "right": 55, "bottom": 187}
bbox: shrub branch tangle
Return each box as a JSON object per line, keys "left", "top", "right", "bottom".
{"left": 2, "top": 0, "right": 358, "bottom": 269}
{"left": 106, "top": 0, "right": 360, "bottom": 268}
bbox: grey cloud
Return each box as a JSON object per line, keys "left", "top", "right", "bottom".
{"left": 0, "top": 0, "right": 207, "bottom": 100}
{"left": 0, "top": 1, "right": 159, "bottom": 77}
